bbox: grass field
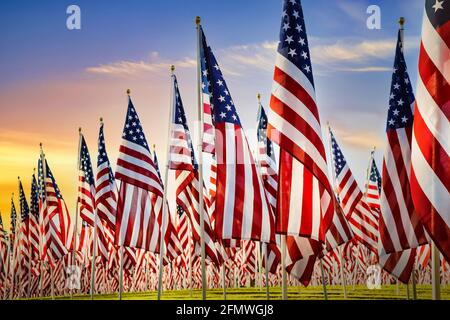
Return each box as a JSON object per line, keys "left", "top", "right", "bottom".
{"left": 41, "top": 285, "right": 450, "bottom": 300}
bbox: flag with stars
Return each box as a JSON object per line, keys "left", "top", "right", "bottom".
{"left": 199, "top": 24, "right": 275, "bottom": 244}
{"left": 329, "top": 128, "right": 379, "bottom": 253}
{"left": 365, "top": 153, "right": 382, "bottom": 213}
{"left": 267, "top": 0, "right": 333, "bottom": 244}
{"left": 380, "top": 29, "right": 427, "bottom": 256}
{"left": 78, "top": 135, "right": 96, "bottom": 226}
{"left": 28, "top": 174, "right": 40, "bottom": 275}
{"left": 115, "top": 96, "right": 164, "bottom": 252}
{"left": 169, "top": 74, "right": 220, "bottom": 265}
{"left": 410, "top": 0, "right": 450, "bottom": 262}
{"left": 37, "top": 157, "right": 73, "bottom": 262}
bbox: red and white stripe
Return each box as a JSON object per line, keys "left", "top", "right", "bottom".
{"left": 410, "top": 1, "right": 450, "bottom": 262}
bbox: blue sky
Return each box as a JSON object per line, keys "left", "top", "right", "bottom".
{"left": 0, "top": 0, "right": 426, "bottom": 226}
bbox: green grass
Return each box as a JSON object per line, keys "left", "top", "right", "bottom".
{"left": 37, "top": 285, "right": 450, "bottom": 300}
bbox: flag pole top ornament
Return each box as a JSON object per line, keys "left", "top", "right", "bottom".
{"left": 257, "top": 93, "right": 261, "bottom": 102}
{"left": 153, "top": 144, "right": 156, "bottom": 151}
{"left": 171, "top": 65, "right": 175, "bottom": 73}
{"left": 79, "top": 127, "right": 82, "bottom": 133}
{"left": 127, "top": 89, "right": 131, "bottom": 96}
{"left": 195, "top": 16, "right": 201, "bottom": 25}
{"left": 100, "top": 117, "right": 103, "bottom": 124}
{"left": 399, "top": 17, "right": 405, "bottom": 27}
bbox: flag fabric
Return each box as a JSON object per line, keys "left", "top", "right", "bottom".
{"left": 267, "top": 0, "right": 333, "bottom": 242}
{"left": 28, "top": 174, "right": 40, "bottom": 275}
{"left": 169, "top": 74, "right": 220, "bottom": 265}
{"left": 410, "top": 0, "right": 450, "bottom": 262}
{"left": 365, "top": 152, "right": 382, "bottom": 213}
{"left": 329, "top": 129, "right": 379, "bottom": 253}
{"left": 0, "top": 214, "right": 8, "bottom": 276}
{"left": 10, "top": 197, "right": 17, "bottom": 249}
{"left": 380, "top": 29, "right": 427, "bottom": 254}
{"left": 324, "top": 198, "right": 354, "bottom": 252}
{"left": 199, "top": 25, "right": 275, "bottom": 243}
{"left": 38, "top": 158, "right": 73, "bottom": 262}
{"left": 18, "top": 180, "right": 31, "bottom": 288}
{"left": 115, "top": 97, "right": 163, "bottom": 252}
{"left": 379, "top": 248, "right": 416, "bottom": 284}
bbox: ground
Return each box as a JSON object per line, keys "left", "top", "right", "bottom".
{"left": 37, "top": 285, "right": 450, "bottom": 300}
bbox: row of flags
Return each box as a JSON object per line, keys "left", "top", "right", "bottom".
{"left": 0, "top": 0, "right": 449, "bottom": 299}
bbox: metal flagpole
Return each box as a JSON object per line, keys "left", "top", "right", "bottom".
{"left": 263, "top": 243, "right": 270, "bottom": 300}
{"left": 157, "top": 66, "right": 176, "bottom": 300}
{"left": 17, "top": 181, "right": 25, "bottom": 299}
{"left": 339, "top": 246, "right": 348, "bottom": 299}
{"left": 319, "top": 259, "right": 328, "bottom": 300}
{"left": 8, "top": 196, "right": 15, "bottom": 300}
{"left": 221, "top": 247, "right": 227, "bottom": 300}
{"left": 27, "top": 170, "right": 36, "bottom": 299}
{"left": 71, "top": 129, "right": 82, "bottom": 299}
{"left": 411, "top": 263, "right": 417, "bottom": 300}
{"left": 195, "top": 16, "right": 208, "bottom": 300}
{"left": 258, "top": 242, "right": 263, "bottom": 291}
{"left": 281, "top": 235, "right": 287, "bottom": 300}
{"left": 118, "top": 245, "right": 124, "bottom": 300}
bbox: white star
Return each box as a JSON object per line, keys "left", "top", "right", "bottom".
{"left": 232, "top": 115, "right": 237, "bottom": 121}
{"left": 293, "top": 10, "right": 300, "bottom": 19}
{"left": 401, "top": 116, "right": 408, "bottom": 123}
{"left": 432, "top": 0, "right": 444, "bottom": 12}
{"left": 202, "top": 70, "right": 208, "bottom": 76}
{"left": 298, "top": 37, "right": 305, "bottom": 46}
{"left": 217, "top": 79, "right": 223, "bottom": 86}
{"left": 218, "top": 96, "right": 225, "bottom": 102}
{"left": 303, "top": 65, "right": 311, "bottom": 73}
{"left": 393, "top": 109, "right": 400, "bottom": 116}
{"left": 224, "top": 89, "right": 229, "bottom": 96}
{"left": 282, "top": 22, "right": 290, "bottom": 31}
{"left": 295, "top": 24, "right": 303, "bottom": 32}
{"left": 393, "top": 83, "right": 400, "bottom": 90}
{"left": 288, "top": 48, "right": 297, "bottom": 57}
{"left": 389, "top": 93, "right": 395, "bottom": 100}
{"left": 220, "top": 112, "right": 226, "bottom": 118}
{"left": 388, "top": 119, "right": 395, "bottom": 126}
{"left": 225, "top": 105, "right": 232, "bottom": 111}
{"left": 404, "top": 78, "right": 409, "bottom": 84}
{"left": 301, "top": 51, "right": 308, "bottom": 59}
{"left": 397, "top": 98, "right": 404, "bottom": 106}
{"left": 285, "top": 35, "right": 294, "bottom": 44}
{"left": 214, "top": 64, "right": 220, "bottom": 70}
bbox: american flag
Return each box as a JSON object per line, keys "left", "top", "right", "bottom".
{"left": 95, "top": 122, "right": 117, "bottom": 231}
{"left": 78, "top": 135, "right": 96, "bottom": 226}
{"left": 0, "top": 213, "right": 8, "bottom": 276}
{"left": 95, "top": 122, "right": 117, "bottom": 263}
{"left": 410, "top": 0, "right": 450, "bottom": 262}
{"left": 324, "top": 198, "right": 354, "bottom": 252}
{"left": 268, "top": 0, "right": 333, "bottom": 242}
{"left": 365, "top": 152, "right": 381, "bottom": 213}
{"left": 170, "top": 74, "right": 220, "bottom": 265}
{"left": 329, "top": 129, "right": 379, "bottom": 253}
{"left": 10, "top": 196, "right": 17, "bottom": 251}
{"left": 28, "top": 174, "right": 40, "bottom": 275}
{"left": 379, "top": 29, "right": 427, "bottom": 254}
{"left": 199, "top": 24, "right": 275, "bottom": 243}
{"left": 115, "top": 96, "right": 163, "bottom": 252}
{"left": 18, "top": 180, "right": 30, "bottom": 282}
{"left": 38, "top": 157, "right": 73, "bottom": 262}
{"left": 379, "top": 248, "right": 416, "bottom": 284}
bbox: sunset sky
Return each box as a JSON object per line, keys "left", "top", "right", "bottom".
{"left": 0, "top": 0, "right": 425, "bottom": 229}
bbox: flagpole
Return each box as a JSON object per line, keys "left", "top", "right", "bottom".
{"left": 431, "top": 242, "right": 441, "bottom": 300}
{"left": 157, "top": 66, "right": 176, "bottom": 300}
{"left": 221, "top": 247, "right": 227, "bottom": 300}
{"left": 281, "top": 235, "right": 287, "bottom": 300}
{"left": 9, "top": 193, "right": 15, "bottom": 300}
{"left": 338, "top": 246, "right": 348, "bottom": 299}
{"left": 319, "top": 259, "right": 328, "bottom": 300}
{"left": 195, "top": 16, "right": 208, "bottom": 300}
{"left": 263, "top": 243, "right": 270, "bottom": 300}
{"left": 27, "top": 170, "right": 35, "bottom": 299}
{"left": 118, "top": 245, "right": 124, "bottom": 300}
{"left": 17, "top": 179, "right": 25, "bottom": 298}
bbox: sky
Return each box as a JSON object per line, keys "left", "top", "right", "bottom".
{"left": 0, "top": 0, "right": 426, "bottom": 229}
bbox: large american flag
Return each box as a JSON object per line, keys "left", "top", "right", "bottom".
{"left": 199, "top": 25, "right": 275, "bottom": 243}
{"left": 169, "top": 74, "right": 220, "bottom": 265}
{"left": 115, "top": 97, "right": 163, "bottom": 252}
{"left": 38, "top": 157, "right": 73, "bottom": 262}
{"left": 267, "top": 0, "right": 333, "bottom": 242}
{"left": 380, "top": 29, "right": 427, "bottom": 254}
{"left": 329, "top": 129, "right": 379, "bottom": 253}
{"left": 410, "top": 0, "right": 450, "bottom": 262}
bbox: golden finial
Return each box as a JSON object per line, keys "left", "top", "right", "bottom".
{"left": 100, "top": 117, "right": 104, "bottom": 124}
{"left": 257, "top": 93, "right": 261, "bottom": 102}
{"left": 398, "top": 17, "right": 405, "bottom": 27}
{"left": 171, "top": 65, "right": 175, "bottom": 73}
{"left": 195, "top": 16, "right": 201, "bottom": 26}
{"left": 153, "top": 144, "right": 156, "bottom": 150}
{"left": 79, "top": 127, "right": 82, "bottom": 133}
{"left": 127, "top": 89, "right": 131, "bottom": 96}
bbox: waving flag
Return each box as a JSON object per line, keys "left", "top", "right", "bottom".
{"left": 38, "top": 157, "right": 73, "bottom": 262}
{"left": 380, "top": 29, "right": 427, "bottom": 254}
{"left": 28, "top": 174, "right": 40, "bottom": 275}
{"left": 268, "top": 0, "right": 333, "bottom": 242}
{"left": 18, "top": 180, "right": 30, "bottom": 285}
{"left": 329, "top": 129, "right": 378, "bottom": 253}
{"left": 169, "top": 74, "right": 220, "bottom": 265}
{"left": 410, "top": 0, "right": 450, "bottom": 262}
{"left": 199, "top": 25, "right": 275, "bottom": 243}
{"left": 78, "top": 135, "right": 96, "bottom": 226}
{"left": 365, "top": 152, "right": 382, "bottom": 213}
{"left": 115, "top": 96, "right": 163, "bottom": 252}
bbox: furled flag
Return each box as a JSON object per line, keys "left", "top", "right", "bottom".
{"left": 267, "top": 0, "right": 333, "bottom": 242}
{"left": 18, "top": 180, "right": 30, "bottom": 282}
{"left": 199, "top": 24, "right": 275, "bottom": 243}
{"left": 380, "top": 28, "right": 427, "bottom": 254}
{"left": 365, "top": 151, "right": 382, "bottom": 213}
{"left": 410, "top": 0, "right": 450, "bottom": 262}
{"left": 10, "top": 197, "right": 17, "bottom": 251}
{"left": 115, "top": 96, "right": 163, "bottom": 252}
{"left": 28, "top": 174, "right": 40, "bottom": 275}
{"left": 329, "top": 129, "right": 379, "bottom": 253}
{"left": 38, "top": 157, "right": 73, "bottom": 262}
{"left": 78, "top": 135, "right": 96, "bottom": 226}
{"left": 169, "top": 74, "right": 220, "bottom": 265}
{"left": 0, "top": 212, "right": 8, "bottom": 277}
